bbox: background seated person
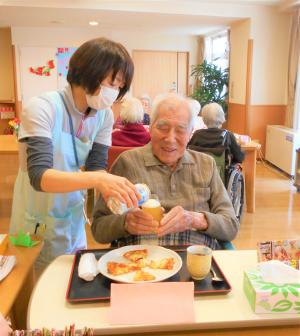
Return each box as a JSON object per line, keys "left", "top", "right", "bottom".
{"left": 92, "top": 93, "right": 239, "bottom": 249}
{"left": 188, "top": 102, "right": 245, "bottom": 165}
{"left": 138, "top": 93, "right": 152, "bottom": 125}
{"left": 112, "top": 97, "right": 151, "bottom": 147}
{"left": 188, "top": 98, "right": 206, "bottom": 131}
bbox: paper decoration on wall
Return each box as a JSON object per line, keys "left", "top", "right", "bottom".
{"left": 29, "top": 59, "right": 55, "bottom": 76}
{"left": 56, "top": 47, "right": 77, "bottom": 78}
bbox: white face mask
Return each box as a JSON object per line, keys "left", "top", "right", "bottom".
{"left": 86, "top": 85, "right": 119, "bottom": 110}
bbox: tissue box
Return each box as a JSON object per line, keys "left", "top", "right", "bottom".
{"left": 243, "top": 269, "right": 300, "bottom": 314}
{"left": 0, "top": 234, "right": 8, "bottom": 255}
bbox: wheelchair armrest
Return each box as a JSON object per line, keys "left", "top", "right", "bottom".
{"left": 218, "top": 240, "right": 235, "bottom": 250}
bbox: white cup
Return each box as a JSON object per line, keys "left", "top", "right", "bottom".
{"left": 186, "top": 245, "right": 212, "bottom": 280}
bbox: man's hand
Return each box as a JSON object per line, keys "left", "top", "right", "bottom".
{"left": 158, "top": 206, "right": 208, "bottom": 237}
{"left": 125, "top": 208, "right": 160, "bottom": 235}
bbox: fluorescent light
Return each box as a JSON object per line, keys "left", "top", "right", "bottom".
{"left": 89, "top": 21, "right": 99, "bottom": 26}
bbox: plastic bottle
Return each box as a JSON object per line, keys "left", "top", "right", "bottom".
{"left": 107, "top": 183, "right": 150, "bottom": 215}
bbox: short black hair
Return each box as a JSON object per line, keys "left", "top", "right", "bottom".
{"left": 67, "top": 37, "right": 134, "bottom": 100}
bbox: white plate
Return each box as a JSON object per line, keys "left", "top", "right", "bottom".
{"left": 97, "top": 245, "right": 182, "bottom": 283}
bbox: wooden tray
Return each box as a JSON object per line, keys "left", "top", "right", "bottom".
{"left": 66, "top": 246, "right": 232, "bottom": 303}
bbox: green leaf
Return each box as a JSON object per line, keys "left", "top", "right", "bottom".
{"left": 271, "top": 300, "right": 292, "bottom": 312}
{"left": 190, "top": 60, "right": 228, "bottom": 116}
{"left": 287, "top": 286, "right": 299, "bottom": 297}
{"left": 282, "top": 288, "right": 289, "bottom": 298}
{"left": 271, "top": 287, "right": 279, "bottom": 296}
{"left": 258, "top": 301, "right": 271, "bottom": 311}
{"left": 260, "top": 284, "right": 275, "bottom": 290}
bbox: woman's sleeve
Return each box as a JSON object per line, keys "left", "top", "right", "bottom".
{"left": 19, "top": 96, "right": 56, "bottom": 191}
{"left": 19, "top": 96, "right": 55, "bottom": 140}
{"left": 85, "top": 142, "right": 109, "bottom": 171}
{"left": 94, "top": 109, "right": 114, "bottom": 146}
{"left": 22, "top": 136, "right": 54, "bottom": 191}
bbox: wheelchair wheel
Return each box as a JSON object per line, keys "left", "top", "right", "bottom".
{"left": 226, "top": 168, "right": 245, "bottom": 221}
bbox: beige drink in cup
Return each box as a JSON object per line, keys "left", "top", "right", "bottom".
{"left": 186, "top": 245, "right": 212, "bottom": 280}
{"left": 141, "top": 198, "right": 163, "bottom": 223}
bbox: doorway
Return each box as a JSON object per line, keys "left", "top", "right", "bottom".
{"left": 132, "top": 50, "right": 189, "bottom": 100}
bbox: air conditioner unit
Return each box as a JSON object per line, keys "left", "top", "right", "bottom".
{"left": 265, "top": 125, "right": 300, "bottom": 176}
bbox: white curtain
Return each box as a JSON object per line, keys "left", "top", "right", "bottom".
{"left": 285, "top": 8, "right": 300, "bottom": 129}
{"left": 294, "top": 61, "right": 300, "bottom": 130}
{"left": 197, "top": 36, "right": 205, "bottom": 65}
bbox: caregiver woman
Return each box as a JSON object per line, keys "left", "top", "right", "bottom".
{"left": 10, "top": 37, "right": 139, "bottom": 273}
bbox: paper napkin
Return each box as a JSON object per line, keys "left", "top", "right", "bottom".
{"left": 258, "top": 260, "right": 300, "bottom": 285}
{"left": 78, "top": 253, "right": 98, "bottom": 281}
{"left": 109, "top": 282, "right": 195, "bottom": 325}
{"left": 0, "top": 255, "right": 16, "bottom": 282}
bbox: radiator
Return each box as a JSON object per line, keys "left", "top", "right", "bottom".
{"left": 265, "top": 125, "right": 300, "bottom": 176}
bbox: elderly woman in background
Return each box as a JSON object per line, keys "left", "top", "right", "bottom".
{"left": 112, "top": 97, "right": 151, "bottom": 147}
{"left": 138, "top": 93, "right": 152, "bottom": 125}
{"left": 188, "top": 102, "right": 244, "bottom": 165}
{"left": 188, "top": 98, "right": 207, "bottom": 131}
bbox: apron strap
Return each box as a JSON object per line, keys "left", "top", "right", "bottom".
{"left": 58, "top": 92, "right": 80, "bottom": 169}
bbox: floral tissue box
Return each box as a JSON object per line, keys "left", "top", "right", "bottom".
{"left": 243, "top": 269, "right": 300, "bottom": 314}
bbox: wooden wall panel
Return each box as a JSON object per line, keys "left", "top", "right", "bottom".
{"left": 0, "top": 153, "right": 18, "bottom": 217}
{"left": 227, "top": 103, "right": 247, "bottom": 134}
{"left": 0, "top": 28, "right": 15, "bottom": 102}
{"left": 228, "top": 103, "right": 286, "bottom": 156}
{"left": 248, "top": 105, "right": 286, "bottom": 155}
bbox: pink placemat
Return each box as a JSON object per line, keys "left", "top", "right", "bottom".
{"left": 109, "top": 282, "right": 195, "bottom": 325}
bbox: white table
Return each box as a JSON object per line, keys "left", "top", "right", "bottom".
{"left": 28, "top": 250, "right": 300, "bottom": 334}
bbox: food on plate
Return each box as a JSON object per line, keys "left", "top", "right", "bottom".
{"left": 107, "top": 261, "right": 141, "bottom": 275}
{"left": 133, "top": 270, "right": 156, "bottom": 281}
{"left": 105, "top": 248, "right": 177, "bottom": 281}
{"left": 123, "top": 249, "right": 148, "bottom": 262}
{"left": 149, "top": 257, "right": 175, "bottom": 270}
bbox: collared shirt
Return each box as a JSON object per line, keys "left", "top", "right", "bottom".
{"left": 92, "top": 143, "right": 239, "bottom": 249}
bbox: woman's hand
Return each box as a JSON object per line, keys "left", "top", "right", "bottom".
{"left": 93, "top": 171, "right": 140, "bottom": 209}
{"left": 158, "top": 206, "right": 208, "bottom": 237}
{"left": 125, "top": 209, "right": 159, "bottom": 235}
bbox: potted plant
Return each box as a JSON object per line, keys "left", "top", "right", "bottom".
{"left": 191, "top": 60, "right": 229, "bottom": 116}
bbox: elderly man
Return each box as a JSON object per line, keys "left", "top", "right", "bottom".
{"left": 92, "top": 94, "right": 239, "bottom": 249}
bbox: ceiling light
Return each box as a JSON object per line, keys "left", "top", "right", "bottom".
{"left": 89, "top": 21, "right": 99, "bottom": 26}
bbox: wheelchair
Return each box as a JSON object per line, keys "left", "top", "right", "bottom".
{"left": 189, "top": 145, "right": 245, "bottom": 221}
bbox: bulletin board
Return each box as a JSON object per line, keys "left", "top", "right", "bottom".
{"left": 19, "top": 46, "right": 76, "bottom": 106}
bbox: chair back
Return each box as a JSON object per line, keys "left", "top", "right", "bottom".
{"left": 204, "top": 151, "right": 226, "bottom": 183}
{"left": 107, "top": 146, "right": 133, "bottom": 171}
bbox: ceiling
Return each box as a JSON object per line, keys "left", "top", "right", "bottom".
{"left": 0, "top": 0, "right": 283, "bottom": 35}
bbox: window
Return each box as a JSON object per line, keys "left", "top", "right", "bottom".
{"left": 205, "top": 31, "right": 229, "bottom": 71}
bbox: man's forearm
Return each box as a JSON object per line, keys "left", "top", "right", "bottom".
{"left": 201, "top": 211, "right": 239, "bottom": 241}
{"left": 91, "top": 213, "right": 127, "bottom": 244}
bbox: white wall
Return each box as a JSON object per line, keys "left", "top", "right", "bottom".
{"left": 75, "top": 1, "right": 291, "bottom": 106}
{"left": 12, "top": 27, "right": 198, "bottom": 102}
{"left": 11, "top": 1, "right": 292, "bottom": 106}
{"left": 249, "top": 8, "right": 290, "bottom": 105}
